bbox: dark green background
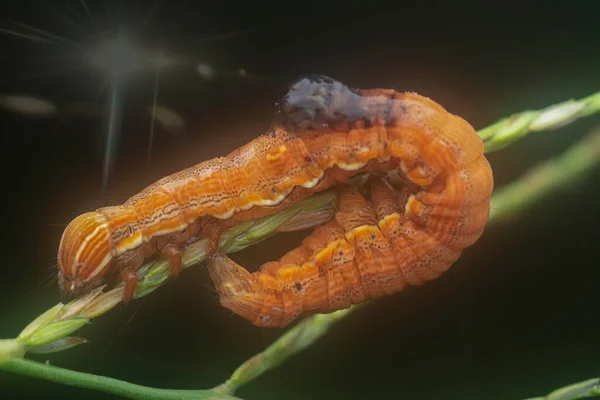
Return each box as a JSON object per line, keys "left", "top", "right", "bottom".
{"left": 0, "top": 2, "right": 599, "bottom": 399}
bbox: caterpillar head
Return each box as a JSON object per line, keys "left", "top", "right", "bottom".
{"left": 57, "top": 211, "right": 113, "bottom": 298}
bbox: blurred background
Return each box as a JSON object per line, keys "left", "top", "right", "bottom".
{"left": 0, "top": 1, "right": 599, "bottom": 399}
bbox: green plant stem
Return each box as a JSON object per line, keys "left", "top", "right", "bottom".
{"left": 489, "top": 126, "right": 600, "bottom": 223}
{"left": 2, "top": 358, "right": 240, "bottom": 400}
{"left": 479, "top": 91, "right": 600, "bottom": 153}
{"left": 212, "top": 306, "right": 362, "bottom": 395}
{"left": 523, "top": 378, "right": 600, "bottom": 400}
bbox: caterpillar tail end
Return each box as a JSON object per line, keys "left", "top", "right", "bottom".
{"left": 207, "top": 253, "right": 254, "bottom": 297}
{"left": 208, "top": 253, "right": 281, "bottom": 327}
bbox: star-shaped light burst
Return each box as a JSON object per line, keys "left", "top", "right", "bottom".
{"left": 86, "top": 35, "right": 177, "bottom": 192}
{"left": 92, "top": 37, "right": 146, "bottom": 79}
{"left": 1, "top": 3, "right": 261, "bottom": 196}
{"left": 1, "top": 15, "right": 180, "bottom": 193}
{"left": 91, "top": 37, "right": 175, "bottom": 79}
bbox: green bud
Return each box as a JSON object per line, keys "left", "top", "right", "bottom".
{"left": 181, "top": 240, "right": 209, "bottom": 267}
{"left": 529, "top": 100, "right": 586, "bottom": 131}
{"left": 133, "top": 261, "right": 171, "bottom": 299}
{"left": 28, "top": 337, "right": 88, "bottom": 354}
{"left": 58, "top": 286, "right": 106, "bottom": 321}
{"left": 25, "top": 318, "right": 89, "bottom": 348}
{"left": 484, "top": 111, "right": 538, "bottom": 152}
{"left": 80, "top": 288, "right": 125, "bottom": 318}
{"left": 277, "top": 208, "right": 334, "bottom": 232}
{"left": 17, "top": 303, "right": 64, "bottom": 342}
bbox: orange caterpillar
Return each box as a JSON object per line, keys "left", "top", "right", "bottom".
{"left": 209, "top": 177, "right": 489, "bottom": 327}
{"left": 57, "top": 75, "right": 493, "bottom": 321}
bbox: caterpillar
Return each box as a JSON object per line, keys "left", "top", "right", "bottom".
{"left": 57, "top": 75, "right": 494, "bottom": 317}
{"left": 209, "top": 177, "right": 486, "bottom": 327}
